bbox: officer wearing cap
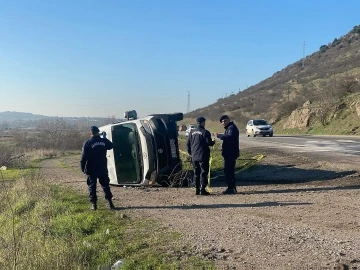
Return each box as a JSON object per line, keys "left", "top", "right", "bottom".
{"left": 186, "top": 117, "right": 215, "bottom": 195}
{"left": 80, "top": 126, "right": 115, "bottom": 210}
{"left": 215, "top": 115, "right": 239, "bottom": 194}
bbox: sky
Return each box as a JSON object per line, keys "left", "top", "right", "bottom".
{"left": 0, "top": 0, "right": 359, "bottom": 118}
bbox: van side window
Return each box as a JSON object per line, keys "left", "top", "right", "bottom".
{"left": 156, "top": 119, "right": 166, "bottom": 130}
{"left": 140, "top": 120, "right": 152, "bottom": 134}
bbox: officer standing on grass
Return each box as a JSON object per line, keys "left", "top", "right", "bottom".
{"left": 215, "top": 115, "right": 240, "bottom": 194}
{"left": 186, "top": 117, "right": 215, "bottom": 195}
{"left": 80, "top": 126, "right": 115, "bottom": 210}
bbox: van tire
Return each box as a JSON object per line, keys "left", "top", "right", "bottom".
{"left": 158, "top": 181, "right": 169, "bottom": 187}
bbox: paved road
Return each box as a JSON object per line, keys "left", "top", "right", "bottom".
{"left": 182, "top": 132, "right": 360, "bottom": 156}
{"left": 240, "top": 134, "right": 360, "bottom": 156}
{"left": 180, "top": 132, "right": 360, "bottom": 166}
{"left": 239, "top": 134, "right": 360, "bottom": 171}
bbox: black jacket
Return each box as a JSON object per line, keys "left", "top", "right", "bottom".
{"left": 186, "top": 125, "right": 215, "bottom": 162}
{"left": 80, "top": 135, "right": 113, "bottom": 175}
{"left": 217, "top": 121, "right": 239, "bottom": 159}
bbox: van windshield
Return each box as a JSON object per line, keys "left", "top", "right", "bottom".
{"left": 111, "top": 123, "right": 142, "bottom": 184}
{"left": 253, "top": 120, "right": 268, "bottom": 126}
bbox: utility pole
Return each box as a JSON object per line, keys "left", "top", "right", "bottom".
{"left": 187, "top": 91, "right": 190, "bottom": 113}
{"left": 302, "top": 41, "right": 306, "bottom": 68}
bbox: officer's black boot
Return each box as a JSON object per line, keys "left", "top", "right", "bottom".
{"left": 222, "top": 186, "right": 235, "bottom": 195}
{"left": 90, "top": 203, "right": 97, "bottom": 210}
{"left": 107, "top": 199, "right": 115, "bottom": 210}
{"left": 200, "top": 187, "right": 210, "bottom": 196}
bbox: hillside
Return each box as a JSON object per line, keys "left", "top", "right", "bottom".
{"left": 184, "top": 25, "right": 360, "bottom": 134}
{"left": 0, "top": 111, "right": 48, "bottom": 121}
{"left": 0, "top": 111, "right": 122, "bottom": 130}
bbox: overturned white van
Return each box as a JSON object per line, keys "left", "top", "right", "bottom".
{"left": 98, "top": 111, "right": 183, "bottom": 187}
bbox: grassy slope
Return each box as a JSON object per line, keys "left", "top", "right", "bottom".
{"left": 0, "top": 157, "right": 215, "bottom": 270}
{"left": 273, "top": 93, "right": 360, "bottom": 135}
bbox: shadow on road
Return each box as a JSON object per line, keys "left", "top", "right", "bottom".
{"left": 243, "top": 185, "right": 360, "bottom": 195}
{"left": 124, "top": 201, "right": 312, "bottom": 210}
{"left": 209, "top": 164, "right": 357, "bottom": 187}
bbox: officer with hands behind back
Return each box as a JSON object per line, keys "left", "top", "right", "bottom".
{"left": 186, "top": 117, "right": 215, "bottom": 195}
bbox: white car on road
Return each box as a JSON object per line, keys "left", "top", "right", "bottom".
{"left": 185, "top": 124, "right": 197, "bottom": 137}
{"left": 246, "top": 119, "right": 273, "bottom": 137}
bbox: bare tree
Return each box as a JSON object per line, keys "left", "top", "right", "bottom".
{"left": 337, "top": 75, "right": 360, "bottom": 95}
{"left": 36, "top": 118, "right": 86, "bottom": 151}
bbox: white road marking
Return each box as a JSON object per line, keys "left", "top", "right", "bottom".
{"left": 336, "top": 140, "right": 357, "bottom": 143}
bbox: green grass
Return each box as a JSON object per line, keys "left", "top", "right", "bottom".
{"left": 56, "top": 159, "right": 70, "bottom": 169}
{"left": 0, "top": 167, "right": 36, "bottom": 181}
{"left": 308, "top": 112, "right": 360, "bottom": 135}
{"left": 0, "top": 174, "right": 215, "bottom": 270}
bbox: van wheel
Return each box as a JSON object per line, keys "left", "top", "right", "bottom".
{"left": 269, "top": 133, "right": 273, "bottom": 137}
{"left": 158, "top": 181, "right": 170, "bottom": 187}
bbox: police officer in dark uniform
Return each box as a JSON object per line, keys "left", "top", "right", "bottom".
{"left": 216, "top": 115, "right": 240, "bottom": 194}
{"left": 186, "top": 117, "right": 215, "bottom": 195}
{"left": 80, "top": 126, "right": 115, "bottom": 210}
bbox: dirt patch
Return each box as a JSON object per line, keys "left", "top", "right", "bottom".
{"left": 39, "top": 148, "right": 360, "bottom": 269}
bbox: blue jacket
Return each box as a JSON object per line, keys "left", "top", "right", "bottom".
{"left": 186, "top": 125, "right": 215, "bottom": 162}
{"left": 217, "top": 122, "right": 239, "bottom": 159}
{"left": 80, "top": 135, "right": 113, "bottom": 175}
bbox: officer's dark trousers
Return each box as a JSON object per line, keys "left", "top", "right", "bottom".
{"left": 87, "top": 173, "right": 113, "bottom": 203}
{"left": 224, "top": 157, "right": 236, "bottom": 188}
{"left": 193, "top": 161, "right": 209, "bottom": 189}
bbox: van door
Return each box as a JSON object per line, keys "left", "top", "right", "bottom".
{"left": 102, "top": 131, "right": 118, "bottom": 185}
{"left": 99, "top": 127, "right": 118, "bottom": 185}
{"left": 111, "top": 123, "right": 142, "bottom": 184}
